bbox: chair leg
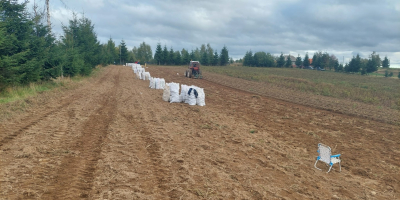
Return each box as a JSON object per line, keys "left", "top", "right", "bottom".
{"left": 314, "top": 160, "right": 322, "bottom": 170}
{"left": 327, "top": 164, "right": 333, "bottom": 173}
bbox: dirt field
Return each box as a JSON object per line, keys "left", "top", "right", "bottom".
{"left": 0, "top": 65, "right": 399, "bottom": 199}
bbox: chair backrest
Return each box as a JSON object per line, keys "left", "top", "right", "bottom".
{"left": 318, "top": 143, "right": 332, "bottom": 164}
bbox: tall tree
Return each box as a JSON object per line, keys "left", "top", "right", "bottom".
{"left": 174, "top": 51, "right": 181, "bottom": 65}
{"left": 154, "top": 43, "right": 162, "bottom": 65}
{"left": 201, "top": 51, "right": 209, "bottom": 66}
{"left": 277, "top": 53, "right": 285, "bottom": 68}
{"left": 190, "top": 50, "right": 195, "bottom": 61}
{"left": 243, "top": 51, "right": 253, "bottom": 66}
{"left": 330, "top": 55, "right": 339, "bottom": 71}
{"left": 365, "top": 52, "right": 380, "bottom": 74}
{"left": 219, "top": 45, "right": 229, "bottom": 66}
{"left": 162, "top": 45, "right": 168, "bottom": 65}
{"left": 382, "top": 56, "right": 390, "bottom": 68}
{"left": 119, "top": 40, "right": 128, "bottom": 64}
{"left": 295, "top": 54, "right": 302, "bottom": 67}
{"left": 135, "top": 42, "right": 152, "bottom": 63}
{"left": 213, "top": 50, "right": 219, "bottom": 66}
{"left": 346, "top": 54, "right": 362, "bottom": 73}
{"left": 303, "top": 53, "right": 310, "bottom": 67}
{"left": 181, "top": 48, "right": 190, "bottom": 65}
{"left": 168, "top": 47, "right": 174, "bottom": 65}
{"left": 312, "top": 53, "right": 319, "bottom": 68}
{"left": 285, "top": 54, "right": 292, "bottom": 68}
{"left": 206, "top": 43, "right": 214, "bottom": 66}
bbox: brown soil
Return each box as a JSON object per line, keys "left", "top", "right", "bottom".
{"left": 0, "top": 65, "right": 399, "bottom": 199}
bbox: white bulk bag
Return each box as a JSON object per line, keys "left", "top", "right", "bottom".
{"left": 141, "top": 72, "right": 146, "bottom": 80}
{"left": 187, "top": 87, "right": 198, "bottom": 106}
{"left": 180, "top": 85, "right": 188, "bottom": 103}
{"left": 162, "top": 84, "right": 170, "bottom": 102}
{"left": 151, "top": 78, "right": 156, "bottom": 89}
{"left": 169, "top": 83, "right": 180, "bottom": 103}
{"left": 196, "top": 88, "right": 206, "bottom": 106}
{"left": 158, "top": 78, "right": 165, "bottom": 90}
{"left": 145, "top": 72, "right": 151, "bottom": 80}
{"left": 149, "top": 77, "right": 154, "bottom": 88}
{"left": 154, "top": 78, "right": 159, "bottom": 89}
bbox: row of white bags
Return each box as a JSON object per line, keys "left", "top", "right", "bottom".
{"left": 134, "top": 68, "right": 145, "bottom": 74}
{"left": 149, "top": 77, "right": 166, "bottom": 89}
{"left": 163, "top": 83, "right": 205, "bottom": 106}
{"left": 130, "top": 67, "right": 205, "bottom": 107}
{"left": 136, "top": 71, "right": 150, "bottom": 80}
{"left": 127, "top": 63, "right": 141, "bottom": 68}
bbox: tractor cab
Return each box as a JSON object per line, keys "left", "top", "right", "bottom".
{"left": 185, "top": 61, "right": 203, "bottom": 79}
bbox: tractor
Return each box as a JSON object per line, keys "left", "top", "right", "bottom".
{"left": 185, "top": 61, "right": 203, "bottom": 79}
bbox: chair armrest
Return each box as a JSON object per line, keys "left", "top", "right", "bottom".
{"left": 331, "top": 154, "right": 341, "bottom": 158}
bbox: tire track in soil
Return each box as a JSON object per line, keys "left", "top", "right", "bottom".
{"left": 127, "top": 82, "right": 176, "bottom": 199}
{"left": 41, "top": 67, "right": 120, "bottom": 199}
{"left": 0, "top": 68, "right": 114, "bottom": 149}
{"left": 0, "top": 101, "right": 77, "bottom": 148}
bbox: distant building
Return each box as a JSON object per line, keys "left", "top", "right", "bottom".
{"left": 284, "top": 55, "right": 297, "bottom": 67}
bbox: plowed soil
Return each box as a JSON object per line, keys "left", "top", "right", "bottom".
{"left": 0, "top": 65, "right": 399, "bottom": 199}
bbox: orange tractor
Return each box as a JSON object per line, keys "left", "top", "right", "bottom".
{"left": 185, "top": 61, "right": 203, "bottom": 79}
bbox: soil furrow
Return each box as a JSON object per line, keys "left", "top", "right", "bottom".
{"left": 40, "top": 68, "right": 119, "bottom": 199}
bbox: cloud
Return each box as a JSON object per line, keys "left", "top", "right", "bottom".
{"left": 18, "top": 0, "right": 400, "bottom": 67}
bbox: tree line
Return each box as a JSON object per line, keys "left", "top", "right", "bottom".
{"left": 153, "top": 43, "right": 231, "bottom": 66}
{"left": 0, "top": 0, "right": 123, "bottom": 91}
{"left": 241, "top": 50, "right": 391, "bottom": 75}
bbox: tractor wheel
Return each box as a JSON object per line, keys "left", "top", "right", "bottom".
{"left": 198, "top": 70, "right": 202, "bottom": 79}
{"left": 188, "top": 70, "right": 192, "bottom": 78}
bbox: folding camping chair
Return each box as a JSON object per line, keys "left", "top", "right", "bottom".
{"left": 314, "top": 143, "right": 341, "bottom": 173}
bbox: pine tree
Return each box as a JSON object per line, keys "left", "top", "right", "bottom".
{"left": 285, "top": 54, "right": 292, "bottom": 68}
{"left": 162, "top": 45, "right": 168, "bottom": 65}
{"left": 347, "top": 54, "right": 362, "bottom": 73}
{"left": 277, "top": 53, "right": 285, "bottom": 68}
{"left": 168, "top": 47, "right": 174, "bottom": 65}
{"left": 312, "top": 54, "right": 319, "bottom": 68}
{"left": 219, "top": 46, "right": 229, "bottom": 66}
{"left": 174, "top": 51, "right": 181, "bottom": 65}
{"left": 303, "top": 53, "right": 310, "bottom": 67}
{"left": 181, "top": 48, "right": 189, "bottom": 65}
{"left": 120, "top": 40, "right": 128, "bottom": 64}
{"left": 154, "top": 43, "right": 162, "bottom": 65}
{"left": 206, "top": 44, "right": 214, "bottom": 66}
{"left": 382, "top": 56, "right": 390, "bottom": 68}
{"left": 201, "top": 51, "right": 209, "bottom": 66}
{"left": 213, "top": 50, "right": 219, "bottom": 66}
{"left": 295, "top": 54, "right": 302, "bottom": 67}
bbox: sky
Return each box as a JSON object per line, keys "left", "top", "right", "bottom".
{"left": 21, "top": 0, "right": 400, "bottom": 67}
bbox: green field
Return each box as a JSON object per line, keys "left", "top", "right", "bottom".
{"left": 202, "top": 66, "right": 400, "bottom": 110}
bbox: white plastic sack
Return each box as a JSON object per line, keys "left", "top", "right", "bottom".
{"left": 145, "top": 72, "right": 151, "bottom": 80}
{"left": 169, "top": 82, "right": 180, "bottom": 103}
{"left": 155, "top": 78, "right": 162, "bottom": 89}
{"left": 158, "top": 78, "right": 165, "bottom": 90}
{"left": 136, "top": 72, "right": 141, "bottom": 79}
{"left": 196, "top": 88, "right": 206, "bottom": 106}
{"left": 149, "top": 77, "right": 154, "bottom": 88}
{"left": 180, "top": 85, "right": 189, "bottom": 103}
{"left": 141, "top": 72, "right": 146, "bottom": 80}
{"left": 162, "top": 84, "right": 170, "bottom": 102}
{"left": 187, "top": 87, "right": 198, "bottom": 106}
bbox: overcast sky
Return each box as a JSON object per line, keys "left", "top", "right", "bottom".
{"left": 23, "top": 0, "right": 400, "bottom": 67}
